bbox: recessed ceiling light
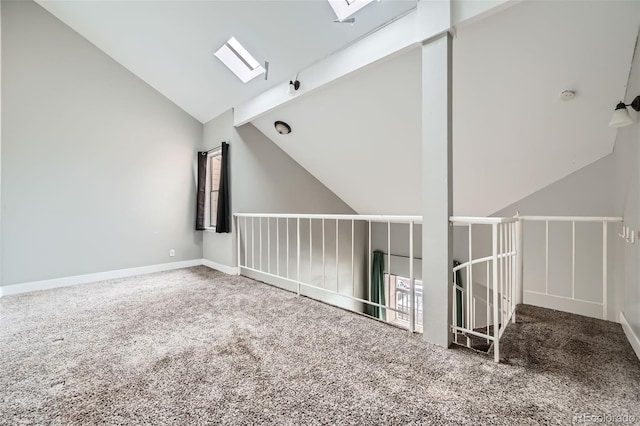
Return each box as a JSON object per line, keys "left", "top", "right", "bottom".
{"left": 214, "top": 37, "right": 265, "bottom": 83}
{"left": 274, "top": 121, "right": 292, "bottom": 135}
{"left": 328, "top": 0, "right": 374, "bottom": 21}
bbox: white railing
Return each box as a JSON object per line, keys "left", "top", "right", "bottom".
{"left": 233, "top": 213, "right": 422, "bottom": 333}
{"left": 518, "top": 215, "right": 622, "bottom": 321}
{"left": 450, "top": 217, "right": 520, "bottom": 362}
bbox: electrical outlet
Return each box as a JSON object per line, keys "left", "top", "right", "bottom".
{"left": 169, "top": 249, "right": 175, "bottom": 257}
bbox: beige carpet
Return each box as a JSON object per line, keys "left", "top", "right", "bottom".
{"left": 1, "top": 266, "right": 639, "bottom": 425}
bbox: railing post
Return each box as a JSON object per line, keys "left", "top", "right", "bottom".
{"left": 492, "top": 223, "right": 500, "bottom": 363}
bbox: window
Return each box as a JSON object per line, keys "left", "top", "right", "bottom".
{"left": 327, "top": 0, "right": 374, "bottom": 21}
{"left": 204, "top": 151, "right": 222, "bottom": 229}
{"left": 386, "top": 274, "right": 423, "bottom": 333}
{"left": 214, "top": 37, "right": 265, "bottom": 83}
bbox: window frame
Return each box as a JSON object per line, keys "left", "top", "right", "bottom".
{"left": 203, "top": 149, "right": 222, "bottom": 231}
{"left": 327, "top": 0, "right": 374, "bottom": 21}
{"left": 385, "top": 273, "right": 423, "bottom": 332}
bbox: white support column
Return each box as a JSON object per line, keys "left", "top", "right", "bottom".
{"left": 421, "top": 25, "right": 453, "bottom": 347}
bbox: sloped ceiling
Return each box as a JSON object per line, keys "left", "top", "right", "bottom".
{"left": 35, "top": 0, "right": 416, "bottom": 123}
{"left": 252, "top": 48, "right": 422, "bottom": 215}
{"left": 252, "top": 0, "right": 640, "bottom": 216}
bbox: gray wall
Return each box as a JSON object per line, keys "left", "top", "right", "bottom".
{"left": 612, "top": 29, "right": 640, "bottom": 341}
{"left": 202, "top": 110, "right": 356, "bottom": 268}
{"left": 451, "top": 153, "right": 620, "bottom": 322}
{"left": 201, "top": 111, "right": 367, "bottom": 310}
{"left": 1, "top": 1, "right": 203, "bottom": 285}
{"left": 202, "top": 109, "right": 234, "bottom": 267}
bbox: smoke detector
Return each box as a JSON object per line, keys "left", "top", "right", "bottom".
{"left": 559, "top": 90, "right": 576, "bottom": 101}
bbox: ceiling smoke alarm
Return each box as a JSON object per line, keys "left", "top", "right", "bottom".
{"left": 560, "top": 90, "right": 576, "bottom": 101}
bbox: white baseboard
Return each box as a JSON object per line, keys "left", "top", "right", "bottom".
{"left": 620, "top": 311, "right": 640, "bottom": 362}
{"left": 0, "top": 259, "right": 204, "bottom": 298}
{"left": 201, "top": 259, "right": 239, "bottom": 276}
{"left": 0, "top": 258, "right": 240, "bottom": 298}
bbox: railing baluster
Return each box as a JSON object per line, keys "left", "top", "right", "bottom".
{"left": 351, "top": 219, "right": 355, "bottom": 299}
{"left": 267, "top": 218, "right": 271, "bottom": 274}
{"left": 572, "top": 220, "right": 575, "bottom": 300}
{"left": 368, "top": 221, "right": 372, "bottom": 307}
{"left": 259, "top": 217, "right": 262, "bottom": 271}
{"left": 236, "top": 216, "right": 241, "bottom": 270}
{"left": 322, "top": 219, "right": 325, "bottom": 289}
{"left": 466, "top": 266, "right": 471, "bottom": 348}
{"left": 277, "top": 218, "right": 280, "bottom": 276}
{"left": 452, "top": 284, "right": 457, "bottom": 344}
{"left": 336, "top": 219, "right": 339, "bottom": 293}
{"left": 486, "top": 262, "right": 490, "bottom": 344}
{"left": 387, "top": 221, "right": 391, "bottom": 281}
{"left": 310, "top": 219, "right": 313, "bottom": 284}
{"left": 469, "top": 224, "right": 473, "bottom": 331}
{"left": 252, "top": 217, "right": 255, "bottom": 270}
{"left": 286, "top": 218, "right": 289, "bottom": 279}
{"left": 492, "top": 223, "right": 500, "bottom": 362}
{"left": 297, "top": 218, "right": 301, "bottom": 296}
{"left": 545, "top": 220, "right": 549, "bottom": 295}
{"left": 602, "top": 222, "right": 608, "bottom": 320}
{"left": 244, "top": 217, "right": 248, "bottom": 269}
{"left": 409, "top": 221, "right": 414, "bottom": 333}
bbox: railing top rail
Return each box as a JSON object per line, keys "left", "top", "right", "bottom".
{"left": 517, "top": 215, "right": 623, "bottom": 223}
{"left": 233, "top": 213, "right": 422, "bottom": 223}
{"left": 450, "top": 216, "right": 518, "bottom": 225}
{"left": 452, "top": 251, "right": 517, "bottom": 272}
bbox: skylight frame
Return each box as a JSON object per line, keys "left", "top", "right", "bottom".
{"left": 328, "top": 0, "right": 375, "bottom": 21}
{"left": 214, "top": 37, "right": 265, "bottom": 83}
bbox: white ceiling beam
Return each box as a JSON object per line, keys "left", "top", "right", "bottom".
{"left": 233, "top": 9, "right": 419, "bottom": 127}
{"left": 233, "top": 0, "right": 517, "bottom": 127}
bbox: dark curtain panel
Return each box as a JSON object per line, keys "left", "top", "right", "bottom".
{"left": 454, "top": 260, "right": 462, "bottom": 327}
{"left": 369, "top": 250, "right": 386, "bottom": 320}
{"left": 215, "top": 142, "right": 231, "bottom": 233}
{"left": 195, "top": 152, "right": 207, "bottom": 231}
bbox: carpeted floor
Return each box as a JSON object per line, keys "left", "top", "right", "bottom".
{"left": 1, "top": 266, "right": 639, "bottom": 425}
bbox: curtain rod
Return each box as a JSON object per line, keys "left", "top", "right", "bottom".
{"left": 202, "top": 143, "right": 224, "bottom": 155}
{"left": 380, "top": 251, "right": 423, "bottom": 261}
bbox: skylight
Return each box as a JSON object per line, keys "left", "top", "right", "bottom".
{"left": 328, "top": 0, "right": 375, "bottom": 21}
{"left": 214, "top": 37, "right": 265, "bottom": 83}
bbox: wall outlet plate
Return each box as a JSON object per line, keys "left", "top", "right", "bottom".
{"left": 169, "top": 249, "right": 175, "bottom": 257}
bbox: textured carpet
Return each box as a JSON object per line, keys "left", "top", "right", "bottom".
{"left": 1, "top": 266, "right": 639, "bottom": 425}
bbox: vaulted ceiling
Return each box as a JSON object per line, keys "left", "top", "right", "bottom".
{"left": 252, "top": 0, "right": 640, "bottom": 216}
{"left": 31, "top": 0, "right": 640, "bottom": 216}
{"left": 36, "top": 0, "right": 416, "bottom": 123}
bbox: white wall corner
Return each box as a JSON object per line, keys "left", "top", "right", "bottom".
{"left": 620, "top": 311, "right": 640, "bottom": 361}
{"left": 0, "top": 259, "right": 204, "bottom": 298}
{"left": 201, "top": 259, "right": 239, "bottom": 276}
